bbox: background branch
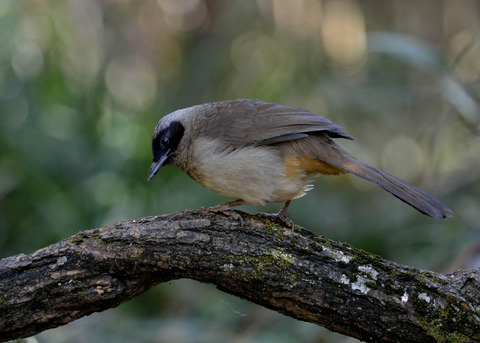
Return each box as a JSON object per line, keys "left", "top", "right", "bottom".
{"left": 0, "top": 210, "right": 478, "bottom": 343}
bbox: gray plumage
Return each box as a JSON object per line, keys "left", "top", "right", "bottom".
{"left": 148, "top": 99, "right": 453, "bottom": 220}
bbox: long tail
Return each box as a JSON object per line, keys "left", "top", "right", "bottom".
{"left": 306, "top": 134, "right": 454, "bottom": 218}
{"left": 330, "top": 153, "right": 453, "bottom": 218}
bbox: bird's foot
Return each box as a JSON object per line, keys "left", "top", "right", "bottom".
{"left": 199, "top": 200, "right": 246, "bottom": 225}
{"left": 259, "top": 200, "right": 295, "bottom": 230}
{"left": 258, "top": 212, "right": 294, "bottom": 230}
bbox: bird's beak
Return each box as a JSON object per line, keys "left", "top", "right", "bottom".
{"left": 147, "top": 150, "right": 170, "bottom": 181}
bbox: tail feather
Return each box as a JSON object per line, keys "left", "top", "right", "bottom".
{"left": 279, "top": 134, "right": 453, "bottom": 218}
{"left": 333, "top": 155, "right": 453, "bottom": 218}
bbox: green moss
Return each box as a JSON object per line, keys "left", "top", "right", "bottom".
{"left": 364, "top": 281, "right": 378, "bottom": 290}
{"left": 351, "top": 251, "right": 393, "bottom": 272}
{"left": 250, "top": 248, "right": 294, "bottom": 274}
{"left": 290, "top": 237, "right": 298, "bottom": 248}
{"left": 263, "top": 221, "right": 285, "bottom": 240}
{"left": 413, "top": 295, "right": 430, "bottom": 316}
{"left": 382, "top": 278, "right": 395, "bottom": 295}
{"left": 413, "top": 283, "right": 474, "bottom": 342}
{"left": 319, "top": 254, "right": 333, "bottom": 263}
{"left": 94, "top": 235, "right": 104, "bottom": 244}
{"left": 297, "top": 247, "right": 313, "bottom": 255}
{"left": 226, "top": 247, "right": 297, "bottom": 285}
{"left": 418, "top": 317, "right": 470, "bottom": 343}
{"left": 422, "top": 271, "right": 448, "bottom": 286}
{"left": 349, "top": 274, "right": 358, "bottom": 283}
{"left": 234, "top": 255, "right": 245, "bottom": 264}
{"left": 313, "top": 236, "right": 332, "bottom": 249}
{"left": 399, "top": 270, "right": 416, "bottom": 281}
{"left": 68, "top": 235, "right": 85, "bottom": 245}
{"left": 68, "top": 231, "right": 104, "bottom": 245}
{"left": 310, "top": 240, "right": 328, "bottom": 253}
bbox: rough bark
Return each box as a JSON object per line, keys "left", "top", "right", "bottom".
{"left": 0, "top": 210, "right": 479, "bottom": 342}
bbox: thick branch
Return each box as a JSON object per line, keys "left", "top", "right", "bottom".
{"left": 0, "top": 210, "right": 479, "bottom": 342}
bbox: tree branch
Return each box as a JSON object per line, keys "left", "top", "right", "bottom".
{"left": 0, "top": 210, "right": 479, "bottom": 342}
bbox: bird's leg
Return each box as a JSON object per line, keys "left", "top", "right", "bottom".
{"left": 259, "top": 200, "right": 295, "bottom": 229}
{"left": 276, "top": 200, "right": 294, "bottom": 229}
{"left": 199, "top": 199, "right": 246, "bottom": 225}
{"left": 206, "top": 199, "right": 247, "bottom": 211}
{"left": 277, "top": 200, "right": 294, "bottom": 228}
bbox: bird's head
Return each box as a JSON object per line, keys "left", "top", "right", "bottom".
{"left": 147, "top": 118, "right": 185, "bottom": 181}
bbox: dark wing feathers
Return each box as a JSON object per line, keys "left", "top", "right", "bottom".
{"left": 200, "top": 99, "right": 352, "bottom": 148}
{"left": 259, "top": 133, "right": 309, "bottom": 145}
{"left": 253, "top": 101, "right": 353, "bottom": 143}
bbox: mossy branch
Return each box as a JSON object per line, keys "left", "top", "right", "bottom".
{"left": 0, "top": 210, "right": 479, "bottom": 342}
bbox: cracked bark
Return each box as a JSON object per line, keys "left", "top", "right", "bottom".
{"left": 0, "top": 210, "right": 479, "bottom": 342}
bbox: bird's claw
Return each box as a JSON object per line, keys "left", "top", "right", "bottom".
{"left": 199, "top": 204, "right": 244, "bottom": 226}
{"left": 258, "top": 212, "right": 295, "bottom": 230}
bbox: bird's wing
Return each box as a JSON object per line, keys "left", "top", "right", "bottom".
{"left": 200, "top": 99, "right": 353, "bottom": 149}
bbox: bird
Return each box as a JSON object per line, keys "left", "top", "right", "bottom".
{"left": 147, "top": 99, "right": 453, "bottom": 227}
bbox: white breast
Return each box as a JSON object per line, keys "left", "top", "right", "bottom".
{"left": 190, "top": 137, "right": 310, "bottom": 205}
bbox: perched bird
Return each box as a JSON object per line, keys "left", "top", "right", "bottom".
{"left": 147, "top": 99, "right": 453, "bottom": 226}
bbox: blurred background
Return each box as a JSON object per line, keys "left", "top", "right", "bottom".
{"left": 1, "top": 0, "right": 480, "bottom": 342}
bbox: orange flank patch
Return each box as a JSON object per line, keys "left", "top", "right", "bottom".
{"left": 283, "top": 155, "right": 345, "bottom": 178}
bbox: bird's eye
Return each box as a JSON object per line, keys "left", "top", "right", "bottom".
{"left": 160, "top": 137, "right": 169, "bottom": 146}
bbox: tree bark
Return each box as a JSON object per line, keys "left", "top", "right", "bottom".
{"left": 0, "top": 210, "right": 479, "bottom": 342}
